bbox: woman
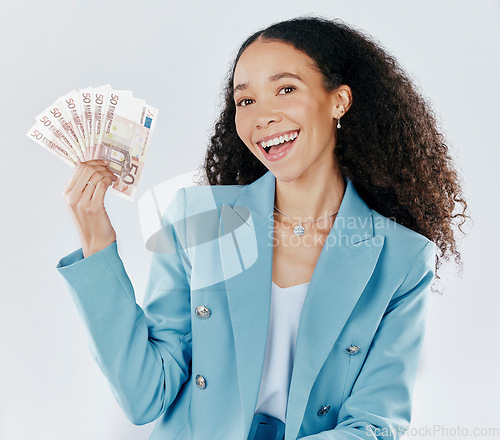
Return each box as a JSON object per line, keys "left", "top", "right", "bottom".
{"left": 57, "top": 16, "right": 469, "bottom": 440}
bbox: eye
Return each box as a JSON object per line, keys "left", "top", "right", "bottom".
{"left": 278, "top": 86, "right": 296, "bottom": 95}
{"left": 235, "top": 86, "right": 296, "bottom": 107}
{"left": 236, "top": 98, "right": 254, "bottom": 107}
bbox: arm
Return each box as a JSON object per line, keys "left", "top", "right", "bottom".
{"left": 57, "top": 188, "right": 192, "bottom": 425}
{"left": 300, "top": 241, "right": 436, "bottom": 440}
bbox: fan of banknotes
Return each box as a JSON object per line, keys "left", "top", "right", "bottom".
{"left": 26, "top": 85, "right": 158, "bottom": 201}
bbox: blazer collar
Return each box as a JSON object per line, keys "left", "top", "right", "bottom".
{"left": 228, "top": 170, "right": 374, "bottom": 245}
{"left": 217, "top": 170, "right": 384, "bottom": 439}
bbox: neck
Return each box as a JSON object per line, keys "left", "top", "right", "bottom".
{"left": 274, "top": 166, "right": 346, "bottom": 227}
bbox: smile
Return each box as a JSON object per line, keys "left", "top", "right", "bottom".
{"left": 257, "top": 130, "right": 299, "bottom": 162}
{"left": 258, "top": 130, "right": 299, "bottom": 152}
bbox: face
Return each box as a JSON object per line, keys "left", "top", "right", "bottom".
{"left": 233, "top": 39, "right": 341, "bottom": 182}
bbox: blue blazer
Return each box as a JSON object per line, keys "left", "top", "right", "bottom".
{"left": 57, "top": 170, "right": 436, "bottom": 440}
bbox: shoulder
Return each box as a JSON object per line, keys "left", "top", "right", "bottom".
{"left": 370, "top": 209, "right": 436, "bottom": 294}
{"left": 181, "top": 171, "right": 272, "bottom": 212}
{"left": 345, "top": 176, "right": 435, "bottom": 272}
{"left": 164, "top": 183, "right": 247, "bottom": 239}
{"left": 183, "top": 183, "right": 243, "bottom": 209}
{"left": 371, "top": 209, "right": 434, "bottom": 252}
{"left": 162, "top": 183, "right": 244, "bottom": 219}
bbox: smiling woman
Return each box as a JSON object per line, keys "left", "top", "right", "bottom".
{"left": 56, "top": 14, "right": 470, "bottom": 440}
{"left": 200, "top": 17, "right": 469, "bottom": 281}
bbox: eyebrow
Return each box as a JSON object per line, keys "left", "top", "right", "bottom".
{"left": 233, "top": 72, "right": 304, "bottom": 94}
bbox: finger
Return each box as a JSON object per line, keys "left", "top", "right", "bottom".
{"left": 65, "top": 160, "right": 109, "bottom": 194}
{"left": 84, "top": 159, "right": 109, "bottom": 165}
{"left": 91, "top": 177, "right": 113, "bottom": 203}
{"left": 79, "top": 177, "right": 99, "bottom": 204}
{"left": 81, "top": 171, "right": 117, "bottom": 202}
{"left": 64, "top": 163, "right": 87, "bottom": 195}
{"left": 75, "top": 166, "right": 116, "bottom": 196}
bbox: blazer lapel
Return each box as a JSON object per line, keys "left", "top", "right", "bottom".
{"left": 218, "top": 171, "right": 276, "bottom": 437}
{"left": 217, "top": 171, "right": 385, "bottom": 439}
{"left": 284, "top": 178, "right": 385, "bottom": 440}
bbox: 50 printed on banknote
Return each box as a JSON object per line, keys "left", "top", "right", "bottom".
{"left": 26, "top": 85, "right": 158, "bottom": 201}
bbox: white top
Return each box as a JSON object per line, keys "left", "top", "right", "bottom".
{"left": 254, "top": 280, "right": 310, "bottom": 423}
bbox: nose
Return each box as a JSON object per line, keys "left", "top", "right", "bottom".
{"left": 254, "top": 101, "right": 282, "bottom": 128}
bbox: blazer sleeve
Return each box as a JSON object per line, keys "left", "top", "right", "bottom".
{"left": 56, "top": 188, "right": 192, "bottom": 426}
{"left": 299, "top": 240, "right": 436, "bottom": 440}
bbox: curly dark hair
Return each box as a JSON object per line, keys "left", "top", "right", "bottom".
{"left": 193, "top": 14, "right": 470, "bottom": 286}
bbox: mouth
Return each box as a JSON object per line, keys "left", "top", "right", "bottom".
{"left": 258, "top": 130, "right": 300, "bottom": 156}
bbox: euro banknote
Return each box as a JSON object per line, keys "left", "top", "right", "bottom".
{"left": 26, "top": 85, "right": 158, "bottom": 201}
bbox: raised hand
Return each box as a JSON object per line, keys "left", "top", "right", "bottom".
{"left": 63, "top": 159, "right": 119, "bottom": 258}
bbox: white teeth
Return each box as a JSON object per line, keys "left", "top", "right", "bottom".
{"left": 261, "top": 131, "right": 299, "bottom": 149}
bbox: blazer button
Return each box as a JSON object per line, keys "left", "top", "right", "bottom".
{"left": 195, "top": 305, "right": 211, "bottom": 319}
{"left": 317, "top": 405, "right": 331, "bottom": 416}
{"left": 195, "top": 374, "right": 206, "bottom": 389}
{"left": 346, "top": 345, "right": 360, "bottom": 355}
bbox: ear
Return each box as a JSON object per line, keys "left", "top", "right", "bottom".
{"left": 330, "top": 84, "right": 353, "bottom": 119}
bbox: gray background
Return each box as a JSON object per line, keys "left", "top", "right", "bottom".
{"left": 1, "top": 0, "right": 499, "bottom": 439}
